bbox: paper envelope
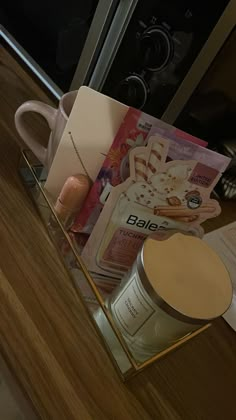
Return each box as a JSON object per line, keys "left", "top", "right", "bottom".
{"left": 45, "top": 86, "right": 128, "bottom": 198}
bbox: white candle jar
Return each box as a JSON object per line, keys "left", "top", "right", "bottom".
{"left": 107, "top": 233, "right": 232, "bottom": 362}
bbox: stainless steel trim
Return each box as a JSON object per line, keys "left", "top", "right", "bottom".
{"left": 70, "top": 0, "right": 119, "bottom": 90}
{"left": 137, "top": 242, "right": 207, "bottom": 325}
{"left": 89, "top": 0, "right": 139, "bottom": 91}
{"left": 0, "top": 25, "right": 63, "bottom": 99}
{"left": 161, "top": 0, "right": 236, "bottom": 124}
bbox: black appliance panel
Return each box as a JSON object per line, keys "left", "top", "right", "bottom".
{"left": 102, "top": 0, "right": 229, "bottom": 117}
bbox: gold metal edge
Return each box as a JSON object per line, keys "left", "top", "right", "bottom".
{"left": 19, "top": 150, "right": 211, "bottom": 379}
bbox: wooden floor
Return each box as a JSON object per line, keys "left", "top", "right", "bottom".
{"left": 0, "top": 43, "right": 236, "bottom": 420}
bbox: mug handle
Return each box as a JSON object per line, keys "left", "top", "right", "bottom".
{"left": 14, "top": 100, "right": 58, "bottom": 166}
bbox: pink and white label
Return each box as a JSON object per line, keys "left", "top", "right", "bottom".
{"left": 102, "top": 228, "right": 147, "bottom": 269}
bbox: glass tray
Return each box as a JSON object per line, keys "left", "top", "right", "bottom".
{"left": 19, "top": 150, "right": 210, "bottom": 380}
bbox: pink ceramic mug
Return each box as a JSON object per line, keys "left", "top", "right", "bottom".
{"left": 15, "top": 90, "right": 78, "bottom": 170}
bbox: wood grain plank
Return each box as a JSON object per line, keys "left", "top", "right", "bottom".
{"left": 0, "top": 42, "right": 236, "bottom": 420}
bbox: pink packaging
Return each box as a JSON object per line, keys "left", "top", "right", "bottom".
{"left": 81, "top": 136, "right": 230, "bottom": 277}
{"left": 148, "top": 126, "right": 228, "bottom": 171}
{"left": 72, "top": 107, "right": 207, "bottom": 235}
{"left": 72, "top": 108, "right": 156, "bottom": 234}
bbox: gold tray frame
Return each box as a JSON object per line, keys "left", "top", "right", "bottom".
{"left": 19, "top": 150, "right": 210, "bottom": 380}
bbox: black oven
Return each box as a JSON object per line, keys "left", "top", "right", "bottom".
{"left": 0, "top": 0, "right": 231, "bottom": 119}
{"left": 85, "top": 0, "right": 229, "bottom": 118}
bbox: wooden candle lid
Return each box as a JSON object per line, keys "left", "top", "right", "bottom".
{"left": 142, "top": 233, "right": 232, "bottom": 321}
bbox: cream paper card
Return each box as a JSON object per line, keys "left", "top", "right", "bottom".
{"left": 45, "top": 86, "right": 128, "bottom": 199}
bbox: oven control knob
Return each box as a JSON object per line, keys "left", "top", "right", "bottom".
{"left": 116, "top": 74, "right": 149, "bottom": 109}
{"left": 139, "top": 26, "right": 173, "bottom": 71}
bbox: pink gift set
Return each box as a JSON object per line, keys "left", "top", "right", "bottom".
{"left": 18, "top": 87, "right": 232, "bottom": 379}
